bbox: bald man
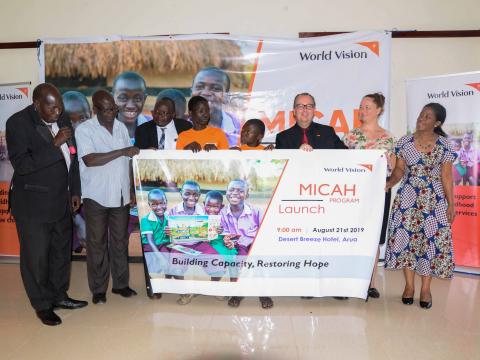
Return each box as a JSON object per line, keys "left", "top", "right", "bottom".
{"left": 75, "top": 90, "right": 139, "bottom": 305}
{"left": 6, "top": 83, "right": 87, "bottom": 326}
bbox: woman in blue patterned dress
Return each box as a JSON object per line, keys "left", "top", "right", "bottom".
{"left": 385, "top": 103, "right": 456, "bottom": 309}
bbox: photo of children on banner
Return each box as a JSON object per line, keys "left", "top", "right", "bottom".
{"left": 140, "top": 180, "right": 267, "bottom": 303}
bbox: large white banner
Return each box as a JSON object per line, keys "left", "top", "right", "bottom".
{"left": 40, "top": 32, "right": 391, "bottom": 144}
{"left": 134, "top": 150, "right": 387, "bottom": 298}
{"left": 0, "top": 82, "right": 31, "bottom": 257}
{"left": 406, "top": 72, "right": 480, "bottom": 269}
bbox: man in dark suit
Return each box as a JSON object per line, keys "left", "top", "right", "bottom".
{"left": 275, "top": 92, "right": 347, "bottom": 150}
{"left": 6, "top": 83, "right": 88, "bottom": 326}
{"left": 275, "top": 92, "right": 348, "bottom": 301}
{"left": 135, "top": 98, "right": 191, "bottom": 150}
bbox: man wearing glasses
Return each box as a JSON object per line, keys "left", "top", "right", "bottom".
{"left": 275, "top": 93, "right": 347, "bottom": 150}
{"left": 75, "top": 90, "right": 140, "bottom": 305}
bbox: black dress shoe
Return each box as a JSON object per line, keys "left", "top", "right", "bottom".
{"left": 420, "top": 300, "right": 432, "bottom": 309}
{"left": 112, "top": 287, "right": 137, "bottom": 298}
{"left": 54, "top": 297, "right": 88, "bottom": 310}
{"left": 368, "top": 287, "right": 380, "bottom": 298}
{"left": 402, "top": 297, "right": 414, "bottom": 305}
{"left": 36, "top": 309, "right": 62, "bottom": 326}
{"left": 92, "top": 293, "right": 107, "bottom": 304}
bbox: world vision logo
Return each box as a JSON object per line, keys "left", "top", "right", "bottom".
{"left": 323, "top": 164, "right": 372, "bottom": 173}
{"left": 358, "top": 163, "right": 373, "bottom": 171}
{"left": 0, "top": 87, "right": 28, "bottom": 101}
{"left": 356, "top": 41, "right": 380, "bottom": 56}
{"left": 427, "top": 82, "right": 479, "bottom": 99}
{"left": 299, "top": 40, "right": 380, "bottom": 61}
{"left": 466, "top": 83, "right": 480, "bottom": 92}
{"left": 16, "top": 87, "right": 29, "bottom": 97}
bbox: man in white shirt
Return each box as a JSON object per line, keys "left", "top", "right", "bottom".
{"left": 75, "top": 90, "right": 140, "bottom": 305}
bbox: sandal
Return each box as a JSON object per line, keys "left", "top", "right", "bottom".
{"left": 228, "top": 296, "right": 244, "bottom": 308}
{"left": 259, "top": 297, "right": 274, "bottom": 309}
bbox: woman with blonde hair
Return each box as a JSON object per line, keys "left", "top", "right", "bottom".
{"left": 343, "top": 93, "right": 396, "bottom": 299}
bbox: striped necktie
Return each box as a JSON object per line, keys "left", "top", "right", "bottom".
{"left": 158, "top": 128, "right": 166, "bottom": 149}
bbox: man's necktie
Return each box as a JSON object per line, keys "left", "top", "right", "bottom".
{"left": 46, "top": 124, "right": 54, "bottom": 138}
{"left": 302, "top": 128, "right": 309, "bottom": 145}
{"left": 158, "top": 128, "right": 166, "bottom": 149}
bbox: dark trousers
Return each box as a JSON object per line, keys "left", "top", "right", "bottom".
{"left": 83, "top": 198, "right": 130, "bottom": 294}
{"left": 16, "top": 211, "right": 72, "bottom": 311}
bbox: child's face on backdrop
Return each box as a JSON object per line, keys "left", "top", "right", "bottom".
{"left": 149, "top": 196, "right": 167, "bottom": 217}
{"left": 226, "top": 181, "right": 247, "bottom": 206}
{"left": 204, "top": 197, "right": 223, "bottom": 215}
{"left": 191, "top": 70, "right": 226, "bottom": 113}
{"left": 181, "top": 184, "right": 200, "bottom": 209}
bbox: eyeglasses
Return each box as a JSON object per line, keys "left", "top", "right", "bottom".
{"left": 294, "top": 103, "right": 315, "bottom": 110}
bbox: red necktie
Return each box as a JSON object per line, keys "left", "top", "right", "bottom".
{"left": 302, "top": 128, "right": 309, "bottom": 145}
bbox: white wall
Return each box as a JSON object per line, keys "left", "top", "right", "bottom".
{"left": 1, "top": 0, "right": 479, "bottom": 137}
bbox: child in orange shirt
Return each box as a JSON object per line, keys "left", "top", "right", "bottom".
{"left": 231, "top": 118, "right": 274, "bottom": 151}
{"left": 176, "top": 96, "right": 229, "bottom": 151}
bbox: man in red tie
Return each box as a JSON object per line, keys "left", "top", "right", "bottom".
{"left": 275, "top": 93, "right": 347, "bottom": 150}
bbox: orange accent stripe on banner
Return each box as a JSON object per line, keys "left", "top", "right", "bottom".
{"left": 357, "top": 41, "right": 380, "bottom": 56}
{"left": 0, "top": 182, "right": 19, "bottom": 256}
{"left": 245, "top": 159, "right": 290, "bottom": 260}
{"left": 17, "top": 87, "right": 29, "bottom": 97}
{"left": 466, "top": 83, "right": 480, "bottom": 92}
{"left": 247, "top": 40, "right": 264, "bottom": 93}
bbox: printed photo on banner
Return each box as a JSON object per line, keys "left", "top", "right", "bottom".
{"left": 41, "top": 32, "right": 391, "bottom": 144}
{"left": 135, "top": 157, "right": 287, "bottom": 282}
{"left": 443, "top": 124, "right": 479, "bottom": 186}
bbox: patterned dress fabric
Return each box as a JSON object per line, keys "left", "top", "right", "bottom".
{"left": 385, "top": 135, "right": 457, "bottom": 279}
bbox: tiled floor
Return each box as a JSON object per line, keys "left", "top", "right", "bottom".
{"left": 1, "top": 262, "right": 478, "bottom": 360}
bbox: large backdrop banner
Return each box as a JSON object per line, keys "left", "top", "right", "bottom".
{"left": 133, "top": 150, "right": 387, "bottom": 298}
{"left": 40, "top": 32, "right": 391, "bottom": 144}
{"left": 406, "top": 72, "right": 480, "bottom": 270}
{"left": 0, "top": 83, "right": 30, "bottom": 257}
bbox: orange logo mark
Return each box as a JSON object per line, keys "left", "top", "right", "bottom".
{"left": 357, "top": 41, "right": 379, "bottom": 56}
{"left": 16, "top": 87, "right": 29, "bottom": 97}
{"left": 466, "top": 83, "right": 480, "bottom": 92}
{"left": 358, "top": 164, "right": 373, "bottom": 171}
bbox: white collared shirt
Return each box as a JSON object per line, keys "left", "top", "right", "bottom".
{"left": 75, "top": 116, "right": 131, "bottom": 208}
{"left": 43, "top": 120, "right": 71, "bottom": 171}
{"left": 156, "top": 120, "right": 178, "bottom": 150}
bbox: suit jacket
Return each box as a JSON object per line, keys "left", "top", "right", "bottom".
{"left": 275, "top": 122, "right": 347, "bottom": 150}
{"left": 134, "top": 119, "right": 192, "bottom": 149}
{"left": 6, "top": 104, "right": 80, "bottom": 223}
